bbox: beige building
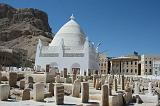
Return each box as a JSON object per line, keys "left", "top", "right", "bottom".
{"left": 153, "top": 59, "right": 160, "bottom": 76}
{"left": 110, "top": 55, "right": 140, "bottom": 75}
{"left": 99, "top": 53, "right": 108, "bottom": 74}
{"left": 141, "top": 55, "right": 160, "bottom": 75}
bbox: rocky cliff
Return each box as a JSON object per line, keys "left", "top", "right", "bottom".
{"left": 0, "top": 3, "right": 53, "bottom": 60}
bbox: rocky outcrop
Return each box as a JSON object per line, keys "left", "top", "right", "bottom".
{"left": 0, "top": 3, "right": 54, "bottom": 60}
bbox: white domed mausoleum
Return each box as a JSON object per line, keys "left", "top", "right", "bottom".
{"left": 35, "top": 15, "right": 99, "bottom": 75}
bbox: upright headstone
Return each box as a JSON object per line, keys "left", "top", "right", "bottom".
{"left": 46, "top": 72, "right": 55, "bottom": 83}
{"left": 22, "top": 88, "right": 30, "bottom": 100}
{"left": 93, "top": 74, "right": 98, "bottom": 88}
{"left": 101, "top": 75, "right": 106, "bottom": 86}
{"left": 0, "top": 84, "right": 10, "bottom": 100}
{"left": 158, "top": 81, "right": 160, "bottom": 88}
{"left": 118, "top": 76, "right": 121, "bottom": 85}
{"left": 101, "top": 84, "right": 109, "bottom": 106}
{"left": 125, "top": 82, "right": 131, "bottom": 92}
{"left": 113, "top": 78, "right": 117, "bottom": 91}
{"left": 81, "top": 82, "right": 89, "bottom": 103}
{"left": 33, "top": 83, "right": 44, "bottom": 101}
{"left": 95, "top": 78, "right": 100, "bottom": 90}
{"left": 108, "top": 83, "right": 112, "bottom": 95}
{"left": 121, "top": 75, "right": 125, "bottom": 90}
{"left": 48, "top": 83, "right": 54, "bottom": 96}
{"left": 0, "top": 71, "right": 2, "bottom": 83}
{"left": 28, "top": 76, "right": 34, "bottom": 83}
{"left": 72, "top": 79, "right": 81, "bottom": 97}
{"left": 28, "top": 83, "right": 33, "bottom": 89}
{"left": 148, "top": 82, "right": 152, "bottom": 94}
{"left": 46, "top": 64, "right": 50, "bottom": 72}
{"left": 72, "top": 74, "right": 76, "bottom": 83}
{"left": 9, "top": 72, "right": 18, "bottom": 87}
{"left": 54, "top": 84, "right": 64, "bottom": 105}
{"left": 108, "top": 76, "right": 113, "bottom": 84}
{"left": 60, "top": 71, "right": 63, "bottom": 77}
{"left": 63, "top": 69, "right": 67, "bottom": 78}
{"left": 134, "top": 82, "right": 139, "bottom": 94}
{"left": 20, "top": 80, "right": 25, "bottom": 89}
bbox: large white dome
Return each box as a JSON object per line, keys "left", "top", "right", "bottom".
{"left": 49, "top": 15, "right": 86, "bottom": 47}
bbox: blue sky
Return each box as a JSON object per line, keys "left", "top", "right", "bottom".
{"left": 1, "top": 0, "right": 160, "bottom": 57}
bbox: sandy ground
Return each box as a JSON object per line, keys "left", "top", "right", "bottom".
{"left": 0, "top": 96, "right": 100, "bottom": 106}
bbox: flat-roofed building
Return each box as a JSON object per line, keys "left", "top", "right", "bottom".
{"left": 141, "top": 55, "right": 160, "bottom": 75}
{"left": 99, "top": 53, "right": 108, "bottom": 74}
{"left": 110, "top": 55, "right": 140, "bottom": 75}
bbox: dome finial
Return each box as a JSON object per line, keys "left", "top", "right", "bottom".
{"left": 70, "top": 14, "right": 75, "bottom": 20}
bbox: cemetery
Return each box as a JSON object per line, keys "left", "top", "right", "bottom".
{"left": 0, "top": 65, "right": 160, "bottom": 106}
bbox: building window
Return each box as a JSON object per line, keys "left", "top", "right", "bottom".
{"left": 149, "top": 61, "right": 152, "bottom": 64}
{"left": 126, "top": 62, "right": 128, "bottom": 65}
{"left": 135, "top": 62, "right": 137, "bottom": 65}
{"left": 131, "top": 61, "right": 133, "bottom": 65}
{"left": 150, "top": 69, "right": 152, "bottom": 72}
{"left": 145, "top": 69, "right": 147, "bottom": 72}
{"left": 104, "top": 63, "right": 106, "bottom": 67}
{"left": 101, "top": 63, "right": 103, "bottom": 66}
{"left": 126, "top": 69, "right": 128, "bottom": 73}
{"left": 131, "top": 69, "right": 133, "bottom": 73}
{"left": 104, "top": 70, "right": 106, "bottom": 73}
{"left": 145, "top": 61, "right": 147, "bottom": 64}
{"left": 123, "top": 69, "right": 125, "bottom": 73}
{"left": 101, "top": 70, "right": 103, "bottom": 73}
{"left": 135, "top": 69, "right": 137, "bottom": 73}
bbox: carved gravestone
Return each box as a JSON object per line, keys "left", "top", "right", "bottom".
{"left": 101, "top": 84, "right": 109, "bottom": 106}
{"left": 9, "top": 72, "right": 18, "bottom": 87}
{"left": 54, "top": 84, "right": 64, "bottom": 105}
{"left": 72, "top": 79, "right": 81, "bottom": 97}
{"left": 20, "top": 80, "right": 25, "bottom": 89}
{"left": 121, "top": 75, "right": 125, "bottom": 90}
{"left": 46, "top": 72, "right": 55, "bottom": 83}
{"left": 148, "top": 82, "right": 152, "bottom": 94}
{"left": 28, "top": 76, "right": 34, "bottom": 83}
{"left": 134, "top": 82, "right": 139, "bottom": 94}
{"left": 113, "top": 78, "right": 117, "bottom": 91}
{"left": 63, "top": 69, "right": 67, "bottom": 78}
{"left": 0, "top": 71, "right": 2, "bottom": 83}
{"left": 101, "top": 75, "right": 106, "bottom": 86}
{"left": 0, "top": 84, "right": 10, "bottom": 100}
{"left": 95, "top": 78, "right": 100, "bottom": 90}
{"left": 81, "top": 82, "right": 89, "bottom": 103}
{"left": 158, "top": 81, "right": 160, "bottom": 88}
{"left": 108, "top": 83, "right": 112, "bottom": 96}
{"left": 47, "top": 83, "right": 54, "bottom": 96}
{"left": 22, "top": 88, "right": 30, "bottom": 100}
{"left": 72, "top": 74, "right": 76, "bottom": 83}
{"left": 125, "top": 82, "right": 131, "bottom": 92}
{"left": 33, "top": 83, "right": 44, "bottom": 101}
{"left": 28, "top": 83, "right": 33, "bottom": 89}
{"left": 93, "top": 74, "right": 98, "bottom": 88}
{"left": 46, "top": 64, "right": 50, "bottom": 72}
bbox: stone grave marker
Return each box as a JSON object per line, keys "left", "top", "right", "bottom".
{"left": 54, "top": 84, "right": 64, "bottom": 105}
{"left": 81, "top": 82, "right": 89, "bottom": 103}
{"left": 22, "top": 88, "right": 30, "bottom": 100}
{"left": 33, "top": 83, "right": 44, "bottom": 101}
{"left": 72, "top": 79, "right": 81, "bottom": 97}
{"left": 9, "top": 72, "right": 18, "bottom": 87}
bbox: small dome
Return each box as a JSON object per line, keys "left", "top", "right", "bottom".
{"left": 49, "top": 15, "right": 86, "bottom": 47}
